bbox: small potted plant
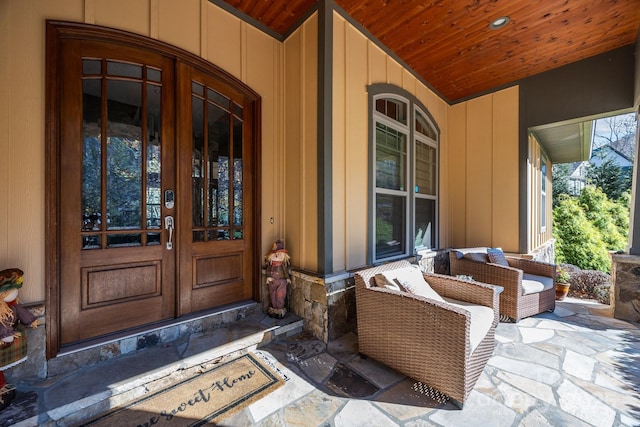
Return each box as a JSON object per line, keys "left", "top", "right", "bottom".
{"left": 555, "top": 267, "right": 571, "bottom": 301}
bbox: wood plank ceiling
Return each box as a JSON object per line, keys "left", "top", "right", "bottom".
{"left": 223, "top": 0, "right": 640, "bottom": 102}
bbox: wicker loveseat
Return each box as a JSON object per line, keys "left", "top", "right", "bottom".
{"left": 354, "top": 260, "right": 500, "bottom": 408}
{"left": 449, "top": 247, "right": 556, "bottom": 322}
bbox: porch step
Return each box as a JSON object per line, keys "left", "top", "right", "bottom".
{"left": 1, "top": 310, "right": 303, "bottom": 427}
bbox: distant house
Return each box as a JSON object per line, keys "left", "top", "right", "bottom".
{"left": 568, "top": 143, "right": 634, "bottom": 195}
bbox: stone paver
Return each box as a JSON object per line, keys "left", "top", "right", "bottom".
{"left": 4, "top": 298, "right": 640, "bottom": 427}
{"left": 244, "top": 298, "right": 640, "bottom": 427}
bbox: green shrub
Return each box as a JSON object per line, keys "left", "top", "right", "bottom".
{"left": 577, "top": 186, "right": 627, "bottom": 251}
{"left": 553, "top": 194, "right": 611, "bottom": 272}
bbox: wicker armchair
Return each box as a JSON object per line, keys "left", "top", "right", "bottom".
{"left": 354, "top": 260, "right": 500, "bottom": 408}
{"left": 449, "top": 248, "right": 556, "bottom": 322}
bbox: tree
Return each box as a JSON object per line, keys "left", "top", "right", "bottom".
{"left": 584, "top": 159, "right": 632, "bottom": 201}
{"left": 552, "top": 163, "right": 572, "bottom": 207}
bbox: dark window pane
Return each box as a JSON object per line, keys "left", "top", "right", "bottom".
{"left": 192, "top": 95, "right": 204, "bottom": 228}
{"left": 233, "top": 117, "right": 243, "bottom": 227}
{"left": 208, "top": 88, "right": 229, "bottom": 108}
{"left": 415, "top": 109, "right": 437, "bottom": 139}
{"left": 233, "top": 229, "right": 243, "bottom": 240}
{"left": 375, "top": 98, "right": 407, "bottom": 124}
{"left": 209, "top": 229, "right": 230, "bottom": 240}
{"left": 415, "top": 141, "right": 436, "bottom": 196}
{"left": 146, "top": 83, "right": 162, "bottom": 229}
{"left": 82, "top": 79, "right": 102, "bottom": 232}
{"left": 192, "top": 81, "right": 204, "bottom": 96}
{"left": 82, "top": 59, "right": 101, "bottom": 75}
{"left": 147, "top": 232, "right": 161, "bottom": 245}
{"left": 208, "top": 102, "right": 230, "bottom": 227}
{"left": 82, "top": 235, "right": 101, "bottom": 249}
{"left": 107, "top": 80, "right": 142, "bottom": 230}
{"left": 193, "top": 230, "right": 205, "bottom": 242}
{"left": 375, "top": 194, "right": 405, "bottom": 259}
{"left": 107, "top": 61, "right": 142, "bottom": 78}
{"left": 107, "top": 234, "right": 142, "bottom": 247}
{"left": 415, "top": 198, "right": 435, "bottom": 250}
{"left": 375, "top": 122, "right": 407, "bottom": 191}
{"left": 147, "top": 67, "right": 161, "bottom": 82}
{"left": 233, "top": 102, "right": 243, "bottom": 118}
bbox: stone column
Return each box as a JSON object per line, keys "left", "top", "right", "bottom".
{"left": 626, "top": 110, "right": 640, "bottom": 255}
{"left": 610, "top": 253, "right": 640, "bottom": 323}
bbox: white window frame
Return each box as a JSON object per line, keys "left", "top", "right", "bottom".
{"left": 370, "top": 87, "right": 439, "bottom": 263}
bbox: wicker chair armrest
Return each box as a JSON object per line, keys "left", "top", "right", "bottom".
{"left": 424, "top": 273, "right": 500, "bottom": 325}
{"left": 424, "top": 273, "right": 497, "bottom": 306}
{"left": 450, "top": 256, "right": 523, "bottom": 299}
{"left": 451, "top": 256, "right": 521, "bottom": 286}
{"left": 356, "top": 285, "right": 471, "bottom": 356}
{"left": 506, "top": 256, "right": 556, "bottom": 279}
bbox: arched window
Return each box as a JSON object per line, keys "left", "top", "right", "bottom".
{"left": 369, "top": 84, "right": 439, "bottom": 263}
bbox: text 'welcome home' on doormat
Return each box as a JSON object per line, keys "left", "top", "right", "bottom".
{"left": 82, "top": 353, "right": 285, "bottom": 426}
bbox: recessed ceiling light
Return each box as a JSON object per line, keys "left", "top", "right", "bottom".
{"left": 490, "top": 16, "right": 510, "bottom": 30}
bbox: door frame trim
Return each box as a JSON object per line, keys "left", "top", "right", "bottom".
{"left": 45, "top": 20, "right": 262, "bottom": 358}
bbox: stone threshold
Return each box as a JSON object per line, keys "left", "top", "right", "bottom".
{"left": 1, "top": 307, "right": 303, "bottom": 427}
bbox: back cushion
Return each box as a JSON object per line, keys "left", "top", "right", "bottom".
{"left": 378, "top": 265, "right": 445, "bottom": 303}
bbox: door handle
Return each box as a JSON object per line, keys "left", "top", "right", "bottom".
{"left": 165, "top": 215, "right": 174, "bottom": 250}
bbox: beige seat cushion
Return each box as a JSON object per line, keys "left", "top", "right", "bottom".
{"left": 522, "top": 273, "right": 554, "bottom": 295}
{"left": 444, "top": 297, "right": 494, "bottom": 353}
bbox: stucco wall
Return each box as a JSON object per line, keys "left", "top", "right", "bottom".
{"left": 0, "top": 0, "right": 285, "bottom": 303}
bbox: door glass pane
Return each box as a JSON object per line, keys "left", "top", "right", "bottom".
{"left": 233, "top": 116, "right": 243, "bottom": 230}
{"left": 208, "top": 102, "right": 230, "bottom": 228}
{"left": 192, "top": 95, "right": 204, "bottom": 228}
{"left": 107, "top": 61, "right": 142, "bottom": 79}
{"left": 208, "top": 88, "right": 229, "bottom": 108}
{"left": 147, "top": 67, "right": 161, "bottom": 83}
{"left": 107, "top": 80, "right": 142, "bottom": 230}
{"left": 415, "top": 141, "right": 436, "bottom": 196}
{"left": 146, "top": 83, "right": 162, "bottom": 229}
{"left": 375, "top": 122, "right": 406, "bottom": 191}
{"left": 375, "top": 194, "right": 405, "bottom": 259}
{"left": 415, "top": 198, "right": 435, "bottom": 250}
{"left": 83, "top": 59, "right": 101, "bottom": 75}
{"left": 82, "top": 78, "right": 102, "bottom": 233}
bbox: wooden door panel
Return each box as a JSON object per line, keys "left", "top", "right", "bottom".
{"left": 177, "top": 63, "right": 258, "bottom": 316}
{"left": 194, "top": 252, "right": 243, "bottom": 288}
{"left": 58, "top": 37, "right": 176, "bottom": 346}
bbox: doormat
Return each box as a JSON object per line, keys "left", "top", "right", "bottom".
{"left": 82, "top": 353, "right": 285, "bottom": 426}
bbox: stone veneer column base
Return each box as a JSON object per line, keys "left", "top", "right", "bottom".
{"left": 610, "top": 253, "right": 640, "bottom": 323}
{"left": 283, "top": 250, "right": 451, "bottom": 343}
{"left": 285, "top": 270, "right": 355, "bottom": 343}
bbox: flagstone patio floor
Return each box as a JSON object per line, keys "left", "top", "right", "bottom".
{"left": 2, "top": 297, "right": 639, "bottom": 426}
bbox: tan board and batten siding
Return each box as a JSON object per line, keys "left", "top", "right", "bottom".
{"left": 0, "top": 0, "right": 284, "bottom": 301}
{"left": 1, "top": 0, "right": 533, "bottom": 304}
{"left": 331, "top": 13, "right": 452, "bottom": 272}
{"left": 529, "top": 133, "right": 554, "bottom": 250}
{"left": 447, "top": 87, "right": 520, "bottom": 253}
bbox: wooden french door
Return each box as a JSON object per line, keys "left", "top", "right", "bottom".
{"left": 50, "top": 23, "right": 259, "bottom": 349}
{"left": 176, "top": 64, "right": 256, "bottom": 314}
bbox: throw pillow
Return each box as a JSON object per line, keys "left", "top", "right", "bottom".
{"left": 378, "top": 265, "right": 446, "bottom": 303}
{"left": 487, "top": 247, "right": 509, "bottom": 266}
{"left": 374, "top": 273, "right": 402, "bottom": 291}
